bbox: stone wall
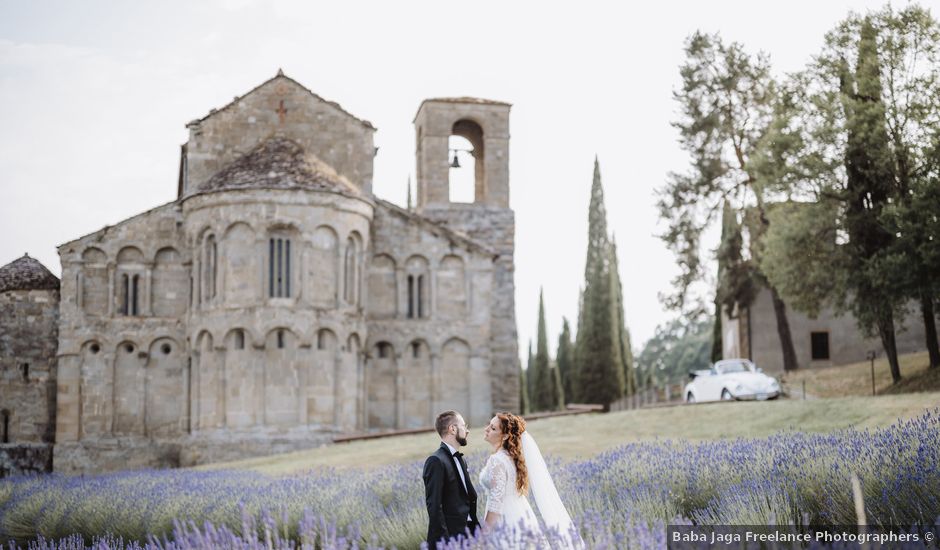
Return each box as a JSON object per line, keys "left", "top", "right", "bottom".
{"left": 48, "top": 80, "right": 517, "bottom": 474}
{"left": 367, "top": 200, "right": 495, "bottom": 428}
{"left": 182, "top": 74, "right": 375, "bottom": 197}
{"left": 417, "top": 205, "right": 519, "bottom": 414}
{"left": 0, "top": 443, "right": 53, "bottom": 477}
{"left": 724, "top": 286, "right": 935, "bottom": 373}
{"left": 0, "top": 288, "right": 59, "bottom": 444}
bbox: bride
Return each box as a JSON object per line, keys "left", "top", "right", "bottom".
{"left": 479, "top": 412, "right": 584, "bottom": 549}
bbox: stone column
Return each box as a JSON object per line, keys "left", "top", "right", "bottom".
{"left": 429, "top": 266, "right": 437, "bottom": 320}
{"left": 298, "top": 347, "right": 308, "bottom": 426}
{"left": 76, "top": 272, "right": 84, "bottom": 310}
{"left": 143, "top": 267, "right": 153, "bottom": 316}
{"left": 107, "top": 264, "right": 115, "bottom": 316}
{"left": 394, "top": 352, "right": 403, "bottom": 429}
{"left": 191, "top": 350, "right": 200, "bottom": 431}
{"left": 362, "top": 354, "right": 370, "bottom": 430}
{"left": 396, "top": 267, "right": 406, "bottom": 318}
{"left": 331, "top": 344, "right": 341, "bottom": 430}
{"left": 55, "top": 354, "right": 81, "bottom": 441}
{"left": 429, "top": 352, "right": 439, "bottom": 423}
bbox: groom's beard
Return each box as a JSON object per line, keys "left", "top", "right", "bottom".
{"left": 456, "top": 434, "right": 468, "bottom": 446}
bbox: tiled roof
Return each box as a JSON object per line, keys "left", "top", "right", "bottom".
{"left": 202, "top": 137, "right": 359, "bottom": 194}
{"left": 0, "top": 254, "right": 59, "bottom": 293}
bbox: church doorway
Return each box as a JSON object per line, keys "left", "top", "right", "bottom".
{"left": 1, "top": 409, "right": 10, "bottom": 443}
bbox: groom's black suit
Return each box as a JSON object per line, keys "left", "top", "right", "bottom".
{"left": 423, "top": 442, "right": 480, "bottom": 546}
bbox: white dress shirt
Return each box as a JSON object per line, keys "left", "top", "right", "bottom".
{"left": 443, "top": 441, "right": 472, "bottom": 521}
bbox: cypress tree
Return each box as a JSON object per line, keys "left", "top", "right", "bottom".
{"left": 531, "top": 288, "right": 554, "bottom": 411}
{"left": 551, "top": 365, "right": 563, "bottom": 411}
{"left": 574, "top": 158, "right": 626, "bottom": 406}
{"left": 525, "top": 340, "right": 534, "bottom": 413}
{"left": 841, "top": 18, "right": 903, "bottom": 382}
{"left": 519, "top": 360, "right": 529, "bottom": 415}
{"left": 609, "top": 236, "right": 637, "bottom": 396}
{"left": 556, "top": 317, "right": 575, "bottom": 404}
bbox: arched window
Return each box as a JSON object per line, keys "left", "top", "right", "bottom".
{"left": 405, "top": 256, "right": 430, "bottom": 319}
{"left": 234, "top": 329, "right": 245, "bottom": 350}
{"left": 204, "top": 235, "right": 217, "bottom": 301}
{"left": 377, "top": 341, "right": 392, "bottom": 359}
{"left": 448, "top": 134, "right": 475, "bottom": 203}
{"left": 344, "top": 234, "right": 361, "bottom": 305}
{"left": 121, "top": 274, "right": 141, "bottom": 316}
{"left": 448, "top": 119, "right": 484, "bottom": 203}
{"left": 117, "top": 247, "right": 144, "bottom": 316}
{"left": 268, "top": 236, "right": 292, "bottom": 298}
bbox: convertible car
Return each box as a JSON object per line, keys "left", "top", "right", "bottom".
{"left": 684, "top": 359, "right": 780, "bottom": 403}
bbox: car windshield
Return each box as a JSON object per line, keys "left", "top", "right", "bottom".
{"left": 720, "top": 361, "right": 751, "bottom": 373}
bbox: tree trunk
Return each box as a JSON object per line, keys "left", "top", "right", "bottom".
{"left": 921, "top": 290, "right": 940, "bottom": 369}
{"left": 877, "top": 311, "right": 902, "bottom": 384}
{"left": 769, "top": 286, "right": 799, "bottom": 371}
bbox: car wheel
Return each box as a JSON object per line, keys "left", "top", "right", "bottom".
{"left": 721, "top": 389, "right": 734, "bottom": 401}
{"left": 686, "top": 393, "right": 695, "bottom": 403}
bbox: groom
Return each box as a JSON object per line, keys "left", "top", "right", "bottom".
{"left": 423, "top": 410, "right": 480, "bottom": 546}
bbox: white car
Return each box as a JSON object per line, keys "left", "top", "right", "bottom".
{"left": 684, "top": 359, "right": 780, "bottom": 403}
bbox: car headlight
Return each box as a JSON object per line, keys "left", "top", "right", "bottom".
{"left": 769, "top": 380, "right": 779, "bottom": 389}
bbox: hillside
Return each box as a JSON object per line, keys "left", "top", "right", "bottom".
{"left": 196, "top": 391, "right": 940, "bottom": 475}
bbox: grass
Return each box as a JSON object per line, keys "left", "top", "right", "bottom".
{"left": 781, "top": 351, "right": 938, "bottom": 398}
{"left": 5, "top": 407, "right": 940, "bottom": 549}
{"left": 196, "top": 390, "right": 940, "bottom": 475}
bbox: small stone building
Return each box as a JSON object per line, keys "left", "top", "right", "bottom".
{"left": 722, "top": 285, "right": 932, "bottom": 373}
{"left": 0, "top": 255, "right": 59, "bottom": 476}
{"left": 43, "top": 71, "right": 520, "bottom": 474}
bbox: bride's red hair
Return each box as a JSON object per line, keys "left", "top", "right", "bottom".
{"left": 496, "top": 412, "right": 529, "bottom": 496}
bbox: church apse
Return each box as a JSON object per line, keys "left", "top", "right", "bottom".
{"left": 42, "top": 72, "right": 516, "bottom": 474}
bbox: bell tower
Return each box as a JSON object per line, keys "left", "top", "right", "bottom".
{"left": 414, "top": 98, "right": 510, "bottom": 209}
{"left": 413, "top": 97, "right": 520, "bottom": 413}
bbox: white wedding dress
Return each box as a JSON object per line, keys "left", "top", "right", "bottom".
{"left": 478, "top": 433, "right": 584, "bottom": 549}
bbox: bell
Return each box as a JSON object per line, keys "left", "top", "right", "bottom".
{"left": 450, "top": 151, "right": 461, "bottom": 168}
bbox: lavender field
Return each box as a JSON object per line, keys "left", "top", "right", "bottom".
{"left": 2, "top": 409, "right": 939, "bottom": 549}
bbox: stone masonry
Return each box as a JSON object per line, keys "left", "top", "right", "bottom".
{"left": 36, "top": 71, "right": 521, "bottom": 474}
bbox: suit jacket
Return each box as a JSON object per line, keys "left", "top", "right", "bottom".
{"left": 423, "top": 442, "right": 479, "bottom": 545}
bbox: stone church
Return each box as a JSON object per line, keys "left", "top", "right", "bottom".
{"left": 1, "top": 71, "right": 520, "bottom": 474}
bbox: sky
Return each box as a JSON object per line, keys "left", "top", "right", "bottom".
{"left": 0, "top": 0, "right": 907, "bottom": 364}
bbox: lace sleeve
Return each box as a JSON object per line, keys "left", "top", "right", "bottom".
{"left": 485, "top": 457, "right": 509, "bottom": 515}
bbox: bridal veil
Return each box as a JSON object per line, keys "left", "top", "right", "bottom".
{"left": 519, "top": 431, "right": 585, "bottom": 549}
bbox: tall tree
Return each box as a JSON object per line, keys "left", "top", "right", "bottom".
{"left": 524, "top": 340, "right": 534, "bottom": 414}
{"left": 556, "top": 317, "right": 575, "bottom": 404}
{"left": 609, "top": 237, "right": 637, "bottom": 396}
{"left": 574, "top": 158, "right": 626, "bottom": 406}
{"left": 758, "top": 8, "right": 940, "bottom": 381}
{"left": 659, "top": 31, "right": 799, "bottom": 371}
{"left": 550, "top": 361, "right": 565, "bottom": 409}
{"left": 638, "top": 315, "right": 714, "bottom": 385}
{"left": 531, "top": 288, "right": 555, "bottom": 411}
{"left": 519, "top": 360, "right": 529, "bottom": 415}
{"left": 840, "top": 18, "right": 904, "bottom": 381}
{"left": 875, "top": 7, "right": 940, "bottom": 368}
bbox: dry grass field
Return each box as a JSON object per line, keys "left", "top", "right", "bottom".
{"left": 780, "top": 351, "right": 939, "bottom": 398}
{"left": 195, "top": 390, "right": 940, "bottom": 475}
